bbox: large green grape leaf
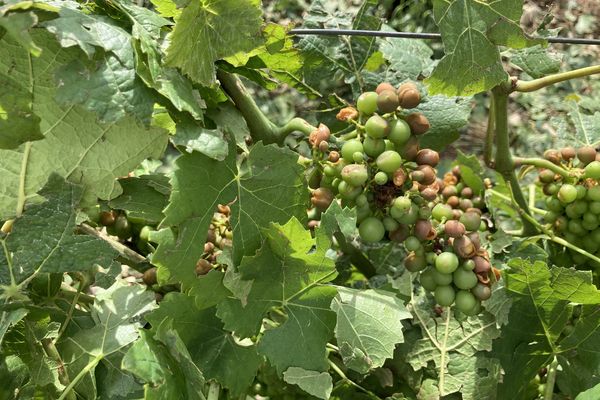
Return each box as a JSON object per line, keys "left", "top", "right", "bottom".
{"left": 109, "top": 174, "right": 170, "bottom": 225}
{"left": 153, "top": 142, "right": 308, "bottom": 287}
{"left": 123, "top": 323, "right": 206, "bottom": 400}
{"left": 493, "top": 258, "right": 600, "bottom": 398}
{"left": 57, "top": 281, "right": 156, "bottom": 400}
{"left": 508, "top": 45, "right": 562, "bottom": 79}
{"left": 145, "top": 292, "right": 260, "bottom": 395}
{"left": 170, "top": 114, "right": 228, "bottom": 161}
{"left": 217, "top": 218, "right": 338, "bottom": 374}
{"left": 0, "top": 175, "right": 117, "bottom": 292}
{"left": 554, "top": 101, "right": 600, "bottom": 148}
{"left": 330, "top": 287, "right": 411, "bottom": 374}
{"left": 44, "top": 6, "right": 155, "bottom": 124}
{"left": 415, "top": 94, "right": 472, "bottom": 151}
{"left": 403, "top": 299, "right": 501, "bottom": 399}
{"left": 427, "top": 0, "right": 540, "bottom": 96}
{"left": 0, "top": 30, "right": 169, "bottom": 220}
{"left": 576, "top": 383, "right": 600, "bottom": 400}
{"left": 378, "top": 25, "right": 434, "bottom": 82}
{"left": 165, "top": 0, "right": 264, "bottom": 86}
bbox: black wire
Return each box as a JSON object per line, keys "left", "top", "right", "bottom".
{"left": 289, "top": 28, "right": 600, "bottom": 46}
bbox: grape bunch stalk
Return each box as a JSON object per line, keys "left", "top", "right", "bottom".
{"left": 532, "top": 146, "right": 600, "bottom": 267}
{"left": 307, "top": 81, "right": 496, "bottom": 314}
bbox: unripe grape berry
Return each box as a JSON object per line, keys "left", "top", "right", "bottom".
{"left": 376, "top": 150, "right": 403, "bottom": 174}
{"left": 587, "top": 186, "right": 600, "bottom": 202}
{"left": 405, "top": 236, "right": 422, "bottom": 252}
{"left": 432, "top": 269, "right": 453, "bottom": 285}
{"left": 404, "top": 253, "right": 427, "bottom": 272}
{"left": 393, "top": 196, "right": 412, "bottom": 213}
{"left": 578, "top": 146, "right": 597, "bottom": 166}
{"left": 374, "top": 171, "right": 388, "bottom": 185}
{"left": 382, "top": 216, "right": 399, "bottom": 232}
{"left": 139, "top": 225, "right": 154, "bottom": 243}
{"left": 434, "top": 285, "right": 456, "bottom": 306}
{"left": 114, "top": 214, "right": 132, "bottom": 239}
{"left": 459, "top": 198, "right": 473, "bottom": 211}
{"left": 365, "top": 115, "right": 390, "bottom": 139}
{"left": 460, "top": 187, "right": 474, "bottom": 199}
{"left": 358, "top": 217, "right": 385, "bottom": 242}
{"left": 453, "top": 268, "right": 478, "bottom": 290}
{"left": 341, "top": 164, "right": 368, "bottom": 186}
{"left": 419, "top": 269, "right": 437, "bottom": 291}
{"left": 538, "top": 169, "right": 556, "bottom": 184}
{"left": 455, "top": 290, "right": 478, "bottom": 313}
{"left": 338, "top": 181, "right": 362, "bottom": 199}
{"left": 405, "top": 113, "right": 430, "bottom": 135}
{"left": 558, "top": 184, "right": 578, "bottom": 204}
{"left": 435, "top": 252, "right": 459, "bottom": 274}
{"left": 460, "top": 211, "right": 481, "bottom": 232}
{"left": 377, "top": 90, "right": 400, "bottom": 113}
{"left": 341, "top": 139, "right": 363, "bottom": 162}
{"left": 410, "top": 170, "right": 425, "bottom": 183}
{"left": 393, "top": 203, "right": 419, "bottom": 224}
{"left": 356, "top": 92, "right": 378, "bottom": 115}
{"left": 462, "top": 259, "right": 476, "bottom": 271}
{"left": 585, "top": 161, "right": 600, "bottom": 179}
{"left": 352, "top": 151, "right": 364, "bottom": 163}
{"left": 388, "top": 119, "right": 411, "bottom": 145}
{"left": 432, "top": 203, "right": 454, "bottom": 221}
{"left": 363, "top": 136, "right": 386, "bottom": 158}
{"left": 376, "top": 82, "right": 395, "bottom": 94}
{"left": 415, "top": 149, "right": 439, "bottom": 167}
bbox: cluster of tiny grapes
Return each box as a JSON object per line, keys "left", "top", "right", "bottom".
{"left": 307, "top": 81, "right": 495, "bottom": 314}
{"left": 534, "top": 146, "right": 600, "bottom": 267}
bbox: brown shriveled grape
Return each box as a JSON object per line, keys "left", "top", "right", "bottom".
{"left": 415, "top": 149, "right": 440, "bottom": 167}
{"left": 578, "top": 146, "right": 597, "bottom": 166}
{"left": 328, "top": 151, "right": 340, "bottom": 162}
{"left": 376, "top": 82, "right": 395, "bottom": 94}
{"left": 196, "top": 259, "right": 212, "bottom": 276}
{"left": 405, "top": 113, "right": 430, "bottom": 135}
{"left": 561, "top": 147, "right": 576, "bottom": 161}
{"left": 543, "top": 149, "right": 561, "bottom": 164}
{"left": 336, "top": 107, "right": 359, "bottom": 122}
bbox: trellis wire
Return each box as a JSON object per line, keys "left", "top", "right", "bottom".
{"left": 289, "top": 28, "right": 600, "bottom": 46}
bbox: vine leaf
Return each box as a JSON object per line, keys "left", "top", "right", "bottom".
{"left": 57, "top": 281, "right": 156, "bottom": 400}
{"left": 144, "top": 292, "right": 260, "bottom": 395}
{"left": 153, "top": 142, "right": 308, "bottom": 288}
{"left": 493, "top": 258, "right": 600, "bottom": 398}
{"left": 507, "top": 45, "right": 562, "bottom": 79}
{"left": 404, "top": 299, "right": 501, "bottom": 399}
{"left": 108, "top": 174, "right": 170, "bottom": 226}
{"left": 283, "top": 367, "right": 333, "bottom": 400}
{"left": 454, "top": 151, "right": 484, "bottom": 195}
{"left": 415, "top": 95, "right": 471, "bottom": 151}
{"left": 165, "top": 0, "right": 264, "bottom": 86}
{"left": 427, "top": 0, "right": 541, "bottom": 96}
{"left": 217, "top": 218, "right": 338, "bottom": 374}
{"left": 576, "top": 383, "right": 600, "bottom": 400}
{"left": 378, "top": 25, "right": 434, "bottom": 82}
{"left": 0, "top": 30, "right": 169, "bottom": 220}
{"left": 330, "top": 287, "right": 411, "bottom": 374}
{"left": 554, "top": 101, "right": 600, "bottom": 147}
{"left": 0, "top": 175, "right": 117, "bottom": 291}
{"left": 44, "top": 6, "right": 156, "bottom": 124}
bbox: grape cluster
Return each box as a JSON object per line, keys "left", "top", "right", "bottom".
{"left": 93, "top": 208, "right": 156, "bottom": 256}
{"left": 534, "top": 146, "right": 600, "bottom": 267}
{"left": 308, "top": 82, "right": 495, "bottom": 313}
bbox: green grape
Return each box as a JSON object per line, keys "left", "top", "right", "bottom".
{"left": 587, "top": 186, "right": 600, "bottom": 202}
{"left": 405, "top": 253, "right": 427, "bottom": 272}
{"left": 374, "top": 171, "right": 388, "bottom": 185}
{"left": 388, "top": 119, "right": 411, "bottom": 145}
{"left": 545, "top": 196, "right": 563, "bottom": 213}
{"left": 323, "top": 165, "right": 337, "bottom": 177}
{"left": 582, "top": 219, "right": 599, "bottom": 232}
{"left": 356, "top": 204, "right": 372, "bottom": 224}
{"left": 338, "top": 181, "right": 362, "bottom": 200}
{"left": 455, "top": 290, "right": 478, "bottom": 313}
{"left": 565, "top": 204, "right": 581, "bottom": 219}
{"left": 418, "top": 206, "right": 432, "bottom": 219}
{"left": 114, "top": 214, "right": 132, "bottom": 240}
{"left": 357, "top": 91, "right": 378, "bottom": 115}
{"left": 392, "top": 197, "right": 412, "bottom": 213}
{"left": 405, "top": 236, "right": 422, "bottom": 252}
{"left": 576, "top": 185, "right": 588, "bottom": 200}
{"left": 585, "top": 161, "right": 600, "bottom": 179}
{"left": 461, "top": 259, "right": 476, "bottom": 271}
{"left": 419, "top": 269, "right": 437, "bottom": 291}
{"left": 572, "top": 251, "right": 588, "bottom": 265}
{"left": 384, "top": 140, "right": 395, "bottom": 151}
{"left": 592, "top": 228, "right": 600, "bottom": 243}
{"left": 425, "top": 252, "right": 437, "bottom": 265}
{"left": 352, "top": 152, "right": 365, "bottom": 163}
{"left": 139, "top": 225, "right": 153, "bottom": 242}
{"left": 544, "top": 211, "right": 559, "bottom": 224}
{"left": 85, "top": 205, "right": 101, "bottom": 225}
{"left": 341, "top": 164, "right": 368, "bottom": 186}
{"left": 573, "top": 200, "right": 588, "bottom": 215}
{"left": 358, "top": 217, "right": 385, "bottom": 242}
{"left": 568, "top": 219, "right": 585, "bottom": 235}
{"left": 383, "top": 216, "right": 399, "bottom": 232}
{"left": 432, "top": 269, "right": 453, "bottom": 286}
{"left": 459, "top": 211, "right": 481, "bottom": 232}
{"left": 356, "top": 194, "right": 368, "bottom": 207}
{"left": 453, "top": 268, "right": 478, "bottom": 290}
{"left": 432, "top": 204, "right": 454, "bottom": 221}
{"left": 392, "top": 203, "right": 419, "bottom": 224}
{"left": 544, "top": 183, "right": 560, "bottom": 195}
{"left": 363, "top": 136, "right": 386, "bottom": 158}
{"left": 558, "top": 184, "right": 578, "bottom": 204}
{"left": 582, "top": 235, "right": 600, "bottom": 253}
{"left": 462, "top": 299, "right": 482, "bottom": 316}
{"left": 435, "top": 252, "right": 459, "bottom": 274}
{"left": 365, "top": 115, "right": 389, "bottom": 139}
{"left": 471, "top": 283, "right": 491, "bottom": 300}
{"left": 376, "top": 150, "right": 403, "bottom": 174}
{"left": 341, "top": 139, "right": 364, "bottom": 162}
{"left": 590, "top": 201, "right": 600, "bottom": 215}
{"left": 434, "top": 285, "right": 456, "bottom": 306}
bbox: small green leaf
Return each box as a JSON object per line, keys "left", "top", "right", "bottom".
{"left": 283, "top": 367, "right": 333, "bottom": 400}
{"left": 109, "top": 174, "right": 170, "bottom": 225}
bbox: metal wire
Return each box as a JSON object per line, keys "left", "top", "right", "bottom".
{"left": 289, "top": 28, "right": 600, "bottom": 46}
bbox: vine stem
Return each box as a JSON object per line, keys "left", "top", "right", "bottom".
{"left": 207, "top": 382, "right": 220, "bottom": 400}
{"left": 57, "top": 355, "right": 102, "bottom": 400}
{"left": 514, "top": 65, "right": 600, "bottom": 92}
{"left": 484, "top": 96, "right": 495, "bottom": 167}
{"left": 544, "top": 357, "right": 558, "bottom": 400}
{"left": 216, "top": 69, "right": 316, "bottom": 144}
{"left": 513, "top": 157, "right": 572, "bottom": 179}
{"left": 41, "top": 339, "right": 76, "bottom": 400}
{"left": 491, "top": 86, "right": 538, "bottom": 236}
